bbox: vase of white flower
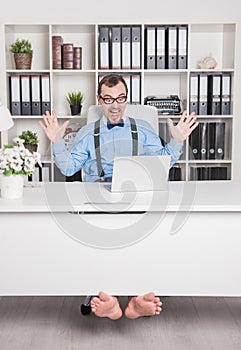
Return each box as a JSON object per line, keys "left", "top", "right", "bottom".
{"left": 0, "top": 174, "right": 25, "bottom": 199}
{"left": 0, "top": 137, "right": 41, "bottom": 199}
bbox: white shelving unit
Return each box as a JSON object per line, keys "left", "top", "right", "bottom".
{"left": 0, "top": 21, "right": 236, "bottom": 182}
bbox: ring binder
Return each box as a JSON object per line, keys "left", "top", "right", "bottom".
{"left": 121, "top": 26, "right": 131, "bottom": 69}
{"left": 99, "top": 26, "right": 110, "bottom": 69}
{"left": 145, "top": 26, "right": 156, "bottom": 69}
{"left": 167, "top": 26, "right": 177, "bottom": 69}
{"left": 111, "top": 27, "right": 121, "bottom": 69}
{"left": 131, "top": 26, "right": 141, "bottom": 69}
{"left": 9, "top": 75, "right": 21, "bottom": 115}
{"left": 221, "top": 73, "right": 231, "bottom": 115}
{"left": 177, "top": 26, "right": 188, "bottom": 69}
{"left": 156, "top": 26, "right": 165, "bottom": 69}
{"left": 41, "top": 74, "right": 51, "bottom": 115}
{"left": 20, "top": 75, "right": 31, "bottom": 115}
{"left": 31, "top": 75, "right": 41, "bottom": 115}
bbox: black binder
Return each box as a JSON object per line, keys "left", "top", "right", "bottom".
{"left": 9, "top": 75, "right": 21, "bottom": 115}
{"left": 190, "top": 166, "right": 199, "bottom": 180}
{"left": 121, "top": 26, "right": 131, "bottom": 69}
{"left": 208, "top": 74, "right": 221, "bottom": 115}
{"left": 207, "top": 122, "right": 216, "bottom": 160}
{"left": 31, "top": 75, "right": 41, "bottom": 115}
{"left": 221, "top": 73, "right": 231, "bottom": 115}
{"left": 169, "top": 165, "right": 182, "bottom": 181}
{"left": 189, "top": 122, "right": 200, "bottom": 160}
{"left": 156, "top": 26, "right": 165, "bottom": 69}
{"left": 200, "top": 122, "right": 208, "bottom": 160}
{"left": 189, "top": 74, "right": 199, "bottom": 115}
{"left": 99, "top": 26, "right": 110, "bottom": 69}
{"left": 209, "top": 166, "right": 228, "bottom": 180}
{"left": 215, "top": 122, "right": 225, "bottom": 160}
{"left": 111, "top": 26, "right": 121, "bottom": 69}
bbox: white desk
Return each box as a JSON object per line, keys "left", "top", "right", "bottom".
{"left": 1, "top": 181, "right": 241, "bottom": 296}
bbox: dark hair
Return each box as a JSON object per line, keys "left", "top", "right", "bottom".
{"left": 97, "top": 74, "right": 128, "bottom": 96}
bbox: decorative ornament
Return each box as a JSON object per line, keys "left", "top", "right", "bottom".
{"left": 198, "top": 54, "right": 217, "bottom": 69}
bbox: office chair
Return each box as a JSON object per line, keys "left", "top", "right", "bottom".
{"left": 80, "top": 104, "right": 159, "bottom": 315}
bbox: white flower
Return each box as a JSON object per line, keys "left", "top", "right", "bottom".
{"left": 0, "top": 138, "right": 42, "bottom": 176}
{"left": 10, "top": 161, "right": 23, "bottom": 172}
{"left": 13, "top": 137, "right": 25, "bottom": 145}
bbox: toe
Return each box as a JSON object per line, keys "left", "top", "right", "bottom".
{"left": 98, "top": 291, "right": 111, "bottom": 302}
{"left": 143, "top": 292, "right": 155, "bottom": 301}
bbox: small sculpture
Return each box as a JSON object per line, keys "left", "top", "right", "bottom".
{"left": 198, "top": 54, "right": 217, "bottom": 69}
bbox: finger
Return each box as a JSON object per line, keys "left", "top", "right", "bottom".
{"left": 179, "top": 110, "right": 187, "bottom": 122}
{"left": 52, "top": 110, "right": 59, "bottom": 125}
{"left": 61, "top": 120, "right": 70, "bottom": 130}
{"left": 188, "top": 121, "right": 199, "bottom": 134}
{"left": 185, "top": 112, "right": 197, "bottom": 124}
{"left": 42, "top": 112, "right": 51, "bottom": 126}
{"left": 187, "top": 114, "right": 198, "bottom": 126}
{"left": 38, "top": 120, "right": 47, "bottom": 131}
{"left": 167, "top": 118, "right": 173, "bottom": 128}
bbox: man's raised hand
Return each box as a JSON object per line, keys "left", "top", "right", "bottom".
{"left": 167, "top": 110, "right": 198, "bottom": 143}
{"left": 38, "top": 110, "right": 69, "bottom": 143}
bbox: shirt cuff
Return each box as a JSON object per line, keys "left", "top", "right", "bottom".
{"left": 52, "top": 139, "right": 66, "bottom": 155}
{"left": 169, "top": 138, "right": 183, "bottom": 155}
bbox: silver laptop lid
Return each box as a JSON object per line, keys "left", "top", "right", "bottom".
{"left": 110, "top": 155, "right": 171, "bottom": 192}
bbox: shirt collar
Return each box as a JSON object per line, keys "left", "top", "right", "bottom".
{"left": 101, "top": 115, "right": 128, "bottom": 126}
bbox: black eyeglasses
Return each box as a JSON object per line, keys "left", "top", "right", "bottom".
{"left": 99, "top": 95, "right": 127, "bottom": 104}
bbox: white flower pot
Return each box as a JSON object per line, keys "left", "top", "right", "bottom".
{"left": 0, "top": 174, "right": 25, "bottom": 199}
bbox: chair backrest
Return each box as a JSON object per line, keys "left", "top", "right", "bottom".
{"left": 86, "top": 104, "right": 159, "bottom": 134}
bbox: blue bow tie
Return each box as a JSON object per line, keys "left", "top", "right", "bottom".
{"left": 107, "top": 119, "right": 124, "bottom": 130}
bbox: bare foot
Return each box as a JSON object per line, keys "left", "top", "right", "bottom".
{"left": 124, "top": 292, "right": 162, "bottom": 319}
{"left": 90, "top": 291, "right": 122, "bottom": 320}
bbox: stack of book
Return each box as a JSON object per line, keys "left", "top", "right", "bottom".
{"left": 52, "top": 36, "right": 82, "bottom": 70}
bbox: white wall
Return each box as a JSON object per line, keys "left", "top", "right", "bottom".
{"left": 0, "top": 0, "right": 240, "bottom": 23}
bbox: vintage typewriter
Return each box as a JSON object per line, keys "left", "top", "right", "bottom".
{"left": 144, "top": 95, "right": 182, "bottom": 115}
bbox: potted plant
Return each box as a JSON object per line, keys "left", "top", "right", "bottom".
{"left": 19, "top": 130, "right": 39, "bottom": 153}
{"left": 66, "top": 91, "right": 84, "bottom": 116}
{"left": 9, "top": 38, "right": 33, "bottom": 69}
{"left": 0, "top": 137, "right": 41, "bottom": 199}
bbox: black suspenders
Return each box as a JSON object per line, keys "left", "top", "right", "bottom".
{"left": 94, "top": 117, "right": 138, "bottom": 179}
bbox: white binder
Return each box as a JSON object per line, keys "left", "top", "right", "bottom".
{"left": 168, "top": 26, "right": 177, "bottom": 69}
{"left": 121, "top": 27, "right": 131, "bottom": 69}
{"left": 156, "top": 26, "right": 165, "bottom": 69}
{"left": 178, "top": 26, "right": 188, "bottom": 69}
{"left": 111, "top": 27, "right": 121, "bottom": 69}
{"left": 131, "top": 26, "right": 141, "bottom": 69}
{"left": 146, "top": 26, "right": 156, "bottom": 69}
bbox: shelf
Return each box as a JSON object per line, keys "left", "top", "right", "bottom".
{"left": 0, "top": 20, "right": 237, "bottom": 183}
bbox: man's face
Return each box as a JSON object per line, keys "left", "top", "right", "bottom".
{"left": 97, "top": 82, "right": 127, "bottom": 124}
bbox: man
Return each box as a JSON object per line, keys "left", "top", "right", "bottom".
{"left": 39, "top": 73, "right": 198, "bottom": 320}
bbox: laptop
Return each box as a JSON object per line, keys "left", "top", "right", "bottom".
{"left": 105, "top": 155, "right": 171, "bottom": 192}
